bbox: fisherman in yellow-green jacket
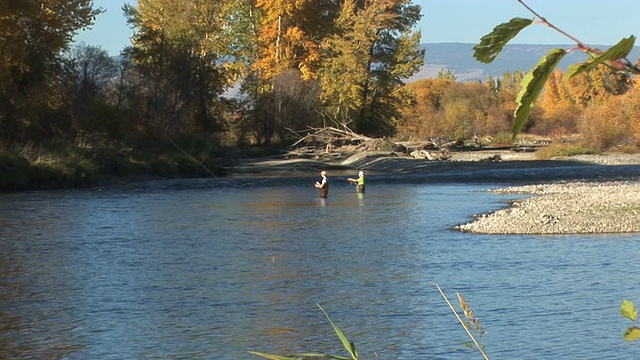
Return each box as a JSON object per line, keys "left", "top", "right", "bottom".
{"left": 348, "top": 170, "right": 365, "bottom": 193}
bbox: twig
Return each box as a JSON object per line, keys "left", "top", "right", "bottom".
{"left": 517, "top": 0, "right": 587, "bottom": 48}
{"left": 435, "top": 283, "right": 489, "bottom": 360}
{"left": 517, "top": 0, "right": 639, "bottom": 71}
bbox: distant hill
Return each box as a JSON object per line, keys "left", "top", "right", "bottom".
{"left": 408, "top": 42, "right": 640, "bottom": 83}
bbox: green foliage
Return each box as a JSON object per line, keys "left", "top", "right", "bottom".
{"left": 0, "top": 152, "right": 36, "bottom": 192}
{"left": 0, "top": 134, "right": 228, "bottom": 192}
{"left": 490, "top": 132, "right": 514, "bottom": 146}
{"left": 621, "top": 300, "right": 638, "bottom": 321}
{"left": 621, "top": 300, "right": 640, "bottom": 342}
{"left": 566, "top": 37, "right": 637, "bottom": 79}
{"left": 124, "top": 0, "right": 237, "bottom": 136}
{"left": 318, "top": 304, "right": 358, "bottom": 359}
{"left": 473, "top": 18, "right": 534, "bottom": 63}
{"left": 0, "top": 149, "right": 97, "bottom": 192}
{"left": 437, "top": 69, "right": 457, "bottom": 81}
{"left": 513, "top": 49, "right": 567, "bottom": 140}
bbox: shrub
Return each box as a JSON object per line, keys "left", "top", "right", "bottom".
{"left": 579, "top": 95, "right": 638, "bottom": 151}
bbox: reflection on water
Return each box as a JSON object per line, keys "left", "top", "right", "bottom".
{"left": 0, "top": 179, "right": 639, "bottom": 359}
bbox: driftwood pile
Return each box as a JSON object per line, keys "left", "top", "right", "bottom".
{"left": 287, "top": 127, "right": 454, "bottom": 161}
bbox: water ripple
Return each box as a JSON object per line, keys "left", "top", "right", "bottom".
{"left": 0, "top": 181, "right": 638, "bottom": 359}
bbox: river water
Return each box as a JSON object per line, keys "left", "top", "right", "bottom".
{"left": 1, "top": 173, "right": 639, "bottom": 359}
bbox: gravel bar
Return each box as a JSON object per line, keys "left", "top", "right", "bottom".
{"left": 455, "top": 181, "right": 640, "bottom": 234}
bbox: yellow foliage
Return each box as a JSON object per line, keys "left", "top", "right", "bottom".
{"left": 579, "top": 85, "right": 640, "bottom": 150}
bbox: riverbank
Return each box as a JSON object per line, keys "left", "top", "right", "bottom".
{"left": 233, "top": 147, "right": 640, "bottom": 175}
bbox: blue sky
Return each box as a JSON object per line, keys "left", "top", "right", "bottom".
{"left": 75, "top": 0, "right": 640, "bottom": 55}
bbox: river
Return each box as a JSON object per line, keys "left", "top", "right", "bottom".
{"left": 0, "top": 174, "right": 638, "bottom": 359}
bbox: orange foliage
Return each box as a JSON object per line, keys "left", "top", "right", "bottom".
{"left": 398, "top": 79, "right": 453, "bottom": 139}
{"left": 399, "top": 75, "right": 521, "bottom": 140}
{"left": 399, "top": 68, "right": 637, "bottom": 146}
{"left": 254, "top": 0, "right": 337, "bottom": 81}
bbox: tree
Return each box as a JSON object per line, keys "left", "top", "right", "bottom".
{"left": 254, "top": 0, "right": 339, "bottom": 80}
{"left": 564, "top": 65, "right": 630, "bottom": 106}
{"left": 62, "top": 43, "right": 118, "bottom": 135}
{"left": 124, "top": 0, "right": 240, "bottom": 137}
{"left": 398, "top": 78, "right": 453, "bottom": 139}
{"left": 0, "top": 0, "right": 102, "bottom": 141}
{"left": 437, "top": 69, "right": 457, "bottom": 81}
{"left": 235, "top": 0, "right": 339, "bottom": 145}
{"left": 267, "top": 69, "right": 322, "bottom": 142}
{"left": 441, "top": 82, "right": 508, "bottom": 140}
{"left": 319, "top": 0, "right": 424, "bottom": 137}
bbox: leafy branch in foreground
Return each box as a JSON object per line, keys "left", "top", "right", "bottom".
{"left": 473, "top": 0, "right": 640, "bottom": 141}
{"left": 621, "top": 300, "right": 640, "bottom": 341}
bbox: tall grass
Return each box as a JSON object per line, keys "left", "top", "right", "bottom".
{"left": 534, "top": 143, "right": 598, "bottom": 159}
{"left": 250, "top": 285, "right": 490, "bottom": 359}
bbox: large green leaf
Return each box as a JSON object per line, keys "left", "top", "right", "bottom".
{"left": 621, "top": 299, "right": 638, "bottom": 321}
{"left": 473, "top": 17, "right": 534, "bottom": 63}
{"left": 565, "top": 36, "right": 636, "bottom": 78}
{"left": 624, "top": 326, "right": 640, "bottom": 341}
{"left": 317, "top": 304, "right": 358, "bottom": 359}
{"left": 512, "top": 48, "right": 567, "bottom": 140}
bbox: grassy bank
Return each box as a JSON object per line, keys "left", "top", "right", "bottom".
{"left": 0, "top": 137, "right": 231, "bottom": 192}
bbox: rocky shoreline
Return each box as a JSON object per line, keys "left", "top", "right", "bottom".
{"left": 455, "top": 180, "right": 640, "bottom": 234}
{"left": 451, "top": 152, "right": 640, "bottom": 234}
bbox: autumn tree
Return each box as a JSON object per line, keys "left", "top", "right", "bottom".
{"left": 533, "top": 66, "right": 630, "bottom": 136}
{"left": 319, "top": 0, "right": 424, "bottom": 137}
{"left": 253, "top": 0, "right": 339, "bottom": 80}
{"left": 473, "top": 1, "right": 640, "bottom": 141}
{"left": 439, "top": 81, "right": 511, "bottom": 141}
{"left": 564, "top": 65, "right": 630, "bottom": 106}
{"left": 234, "top": 0, "right": 338, "bottom": 145}
{"left": 534, "top": 69, "right": 581, "bottom": 135}
{"left": 0, "top": 0, "right": 102, "bottom": 142}
{"left": 124, "top": 0, "right": 241, "bottom": 138}
{"left": 398, "top": 78, "right": 453, "bottom": 139}
{"left": 399, "top": 73, "right": 522, "bottom": 142}
{"left": 580, "top": 86, "right": 640, "bottom": 150}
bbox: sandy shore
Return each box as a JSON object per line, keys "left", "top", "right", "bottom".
{"left": 233, "top": 149, "right": 640, "bottom": 234}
